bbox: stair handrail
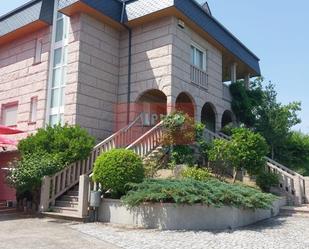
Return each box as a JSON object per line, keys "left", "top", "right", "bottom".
{"left": 204, "top": 127, "right": 307, "bottom": 205}
{"left": 94, "top": 113, "right": 143, "bottom": 150}
{"left": 40, "top": 113, "right": 144, "bottom": 211}
{"left": 220, "top": 131, "right": 299, "bottom": 178}
{"left": 126, "top": 121, "right": 164, "bottom": 157}
{"left": 265, "top": 157, "right": 303, "bottom": 178}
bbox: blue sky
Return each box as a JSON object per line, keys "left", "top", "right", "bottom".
{"left": 1, "top": 1, "right": 309, "bottom": 132}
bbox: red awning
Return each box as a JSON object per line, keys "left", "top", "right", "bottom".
{"left": 0, "top": 135, "right": 17, "bottom": 146}
{"left": 0, "top": 125, "right": 23, "bottom": 135}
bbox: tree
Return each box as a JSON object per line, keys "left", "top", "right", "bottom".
{"left": 208, "top": 128, "right": 269, "bottom": 182}
{"left": 276, "top": 131, "right": 309, "bottom": 175}
{"left": 230, "top": 78, "right": 301, "bottom": 160}
{"left": 254, "top": 83, "right": 301, "bottom": 159}
{"left": 229, "top": 78, "right": 263, "bottom": 127}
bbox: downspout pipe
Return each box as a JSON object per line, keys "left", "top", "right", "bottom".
{"left": 121, "top": 0, "right": 132, "bottom": 125}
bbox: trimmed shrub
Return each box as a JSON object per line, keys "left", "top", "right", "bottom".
{"left": 122, "top": 179, "right": 276, "bottom": 209}
{"left": 93, "top": 149, "right": 144, "bottom": 197}
{"left": 256, "top": 171, "right": 280, "bottom": 192}
{"left": 18, "top": 124, "right": 95, "bottom": 164}
{"left": 181, "top": 167, "right": 211, "bottom": 181}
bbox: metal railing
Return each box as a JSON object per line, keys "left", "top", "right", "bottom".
{"left": 190, "top": 65, "right": 208, "bottom": 89}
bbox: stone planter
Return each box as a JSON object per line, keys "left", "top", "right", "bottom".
{"left": 98, "top": 198, "right": 286, "bottom": 231}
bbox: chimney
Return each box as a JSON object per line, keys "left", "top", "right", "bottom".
{"left": 201, "top": 2, "right": 212, "bottom": 16}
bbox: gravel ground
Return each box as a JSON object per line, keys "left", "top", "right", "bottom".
{"left": 70, "top": 216, "right": 309, "bottom": 249}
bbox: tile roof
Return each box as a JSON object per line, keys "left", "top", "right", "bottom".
{"left": 0, "top": 0, "right": 54, "bottom": 37}
{"left": 0, "top": 0, "right": 260, "bottom": 75}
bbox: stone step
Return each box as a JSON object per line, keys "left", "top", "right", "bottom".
{"left": 67, "top": 191, "right": 79, "bottom": 196}
{"left": 280, "top": 205, "right": 309, "bottom": 217}
{"left": 55, "top": 200, "right": 78, "bottom": 208}
{"left": 51, "top": 206, "right": 78, "bottom": 214}
{"left": 59, "top": 195, "right": 79, "bottom": 202}
{"left": 42, "top": 211, "right": 87, "bottom": 222}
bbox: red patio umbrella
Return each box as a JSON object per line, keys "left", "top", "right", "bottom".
{"left": 0, "top": 135, "right": 17, "bottom": 146}
{"left": 0, "top": 125, "right": 23, "bottom": 135}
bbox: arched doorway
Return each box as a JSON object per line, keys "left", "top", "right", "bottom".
{"left": 175, "top": 92, "right": 195, "bottom": 118}
{"left": 136, "top": 89, "right": 167, "bottom": 126}
{"left": 221, "top": 110, "right": 233, "bottom": 128}
{"left": 201, "top": 103, "right": 216, "bottom": 132}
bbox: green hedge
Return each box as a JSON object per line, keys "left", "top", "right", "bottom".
{"left": 93, "top": 149, "right": 144, "bottom": 197}
{"left": 122, "top": 179, "right": 276, "bottom": 209}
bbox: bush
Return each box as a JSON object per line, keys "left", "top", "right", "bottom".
{"left": 162, "top": 111, "right": 195, "bottom": 146}
{"left": 181, "top": 167, "right": 211, "bottom": 181}
{"left": 122, "top": 179, "right": 276, "bottom": 209}
{"left": 208, "top": 128, "right": 268, "bottom": 181}
{"left": 18, "top": 124, "right": 95, "bottom": 164}
{"left": 169, "top": 145, "right": 195, "bottom": 168}
{"left": 93, "top": 149, "right": 144, "bottom": 197}
{"left": 8, "top": 124, "right": 95, "bottom": 204}
{"left": 256, "top": 171, "right": 279, "bottom": 192}
{"left": 7, "top": 153, "right": 63, "bottom": 205}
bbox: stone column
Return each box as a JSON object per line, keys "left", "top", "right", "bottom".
{"left": 39, "top": 176, "right": 51, "bottom": 212}
{"left": 78, "top": 174, "right": 90, "bottom": 218}
{"left": 244, "top": 73, "right": 251, "bottom": 89}
{"left": 293, "top": 175, "right": 304, "bottom": 206}
{"left": 303, "top": 177, "right": 309, "bottom": 203}
{"left": 231, "top": 62, "right": 237, "bottom": 83}
{"left": 166, "top": 95, "right": 175, "bottom": 115}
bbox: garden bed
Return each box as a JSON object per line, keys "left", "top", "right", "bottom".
{"left": 98, "top": 197, "right": 286, "bottom": 230}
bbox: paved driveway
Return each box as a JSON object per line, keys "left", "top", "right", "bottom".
{"left": 1, "top": 212, "right": 309, "bottom": 249}
{"left": 0, "top": 212, "right": 120, "bottom": 249}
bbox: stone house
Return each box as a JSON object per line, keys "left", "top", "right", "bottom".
{"left": 0, "top": 0, "right": 260, "bottom": 205}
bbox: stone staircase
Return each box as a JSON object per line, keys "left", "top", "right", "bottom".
{"left": 40, "top": 120, "right": 309, "bottom": 220}
{"left": 43, "top": 185, "right": 81, "bottom": 220}
{"left": 280, "top": 205, "right": 309, "bottom": 217}
{"left": 40, "top": 116, "right": 163, "bottom": 219}
{"left": 204, "top": 128, "right": 309, "bottom": 206}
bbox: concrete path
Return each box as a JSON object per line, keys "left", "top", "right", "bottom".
{"left": 0, "top": 212, "right": 121, "bottom": 249}
{"left": 1, "top": 212, "right": 309, "bottom": 249}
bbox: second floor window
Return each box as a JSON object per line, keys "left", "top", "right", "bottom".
{"left": 191, "top": 43, "right": 207, "bottom": 71}
{"left": 47, "top": 11, "right": 69, "bottom": 126}
{"left": 2, "top": 104, "right": 18, "bottom": 127}
{"left": 30, "top": 97, "right": 38, "bottom": 123}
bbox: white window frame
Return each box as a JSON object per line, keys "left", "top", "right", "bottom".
{"left": 45, "top": 1, "right": 69, "bottom": 127}
{"left": 34, "top": 38, "right": 43, "bottom": 64}
{"left": 191, "top": 42, "right": 207, "bottom": 71}
{"left": 1, "top": 103, "right": 18, "bottom": 127}
{"left": 29, "top": 97, "right": 38, "bottom": 123}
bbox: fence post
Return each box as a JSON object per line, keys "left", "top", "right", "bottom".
{"left": 293, "top": 176, "right": 303, "bottom": 206}
{"left": 39, "top": 176, "right": 51, "bottom": 212}
{"left": 78, "top": 174, "right": 89, "bottom": 218}
{"left": 303, "top": 177, "right": 309, "bottom": 204}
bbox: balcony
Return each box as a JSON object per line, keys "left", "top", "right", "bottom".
{"left": 190, "top": 65, "right": 208, "bottom": 90}
{"left": 222, "top": 83, "right": 232, "bottom": 101}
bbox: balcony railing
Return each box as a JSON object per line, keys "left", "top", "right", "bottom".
{"left": 190, "top": 65, "right": 208, "bottom": 89}
{"left": 222, "top": 83, "right": 232, "bottom": 101}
